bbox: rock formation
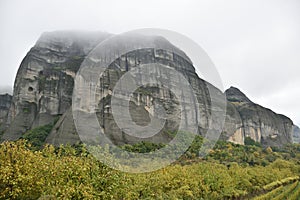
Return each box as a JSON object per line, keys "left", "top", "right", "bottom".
{"left": 293, "top": 125, "right": 300, "bottom": 144}
{"left": 0, "top": 31, "right": 297, "bottom": 147}
{"left": 2, "top": 31, "right": 112, "bottom": 141}
{"left": 225, "top": 87, "right": 293, "bottom": 147}
{"left": 0, "top": 94, "right": 12, "bottom": 134}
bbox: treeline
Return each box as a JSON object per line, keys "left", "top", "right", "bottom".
{"left": 0, "top": 139, "right": 300, "bottom": 199}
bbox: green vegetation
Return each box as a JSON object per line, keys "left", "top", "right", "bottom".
{"left": 22, "top": 124, "right": 53, "bottom": 149}
{"left": 0, "top": 136, "right": 299, "bottom": 199}
{"left": 22, "top": 108, "right": 30, "bottom": 113}
{"left": 21, "top": 118, "right": 58, "bottom": 149}
{"left": 254, "top": 181, "right": 300, "bottom": 200}
{"left": 244, "top": 136, "right": 262, "bottom": 147}
{"left": 121, "top": 141, "right": 165, "bottom": 153}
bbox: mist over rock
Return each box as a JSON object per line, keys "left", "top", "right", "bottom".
{"left": 0, "top": 31, "right": 297, "bottom": 147}
{"left": 2, "top": 31, "right": 112, "bottom": 141}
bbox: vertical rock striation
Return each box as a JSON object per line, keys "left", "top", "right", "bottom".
{"left": 293, "top": 125, "right": 300, "bottom": 144}
{"left": 0, "top": 94, "right": 12, "bottom": 134}
{"left": 0, "top": 31, "right": 296, "bottom": 147}
{"left": 225, "top": 87, "right": 294, "bottom": 147}
{"left": 2, "top": 31, "right": 112, "bottom": 140}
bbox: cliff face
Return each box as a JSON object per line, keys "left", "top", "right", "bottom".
{"left": 2, "top": 31, "right": 112, "bottom": 141}
{"left": 225, "top": 87, "right": 293, "bottom": 147}
{"left": 0, "top": 94, "right": 12, "bottom": 133}
{"left": 47, "top": 34, "right": 230, "bottom": 145}
{"left": 293, "top": 125, "right": 300, "bottom": 144}
{"left": 0, "top": 31, "right": 296, "bottom": 147}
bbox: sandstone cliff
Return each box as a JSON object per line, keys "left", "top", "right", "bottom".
{"left": 0, "top": 31, "right": 297, "bottom": 147}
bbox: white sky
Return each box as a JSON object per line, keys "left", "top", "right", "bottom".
{"left": 0, "top": 0, "right": 299, "bottom": 125}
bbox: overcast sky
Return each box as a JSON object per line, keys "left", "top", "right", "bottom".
{"left": 0, "top": 0, "right": 299, "bottom": 125}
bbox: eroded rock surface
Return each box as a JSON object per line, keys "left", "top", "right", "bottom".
{"left": 293, "top": 125, "right": 300, "bottom": 144}
{"left": 226, "top": 87, "right": 294, "bottom": 147}
{"left": 2, "top": 31, "right": 111, "bottom": 140}
{"left": 0, "top": 94, "right": 12, "bottom": 134}
{"left": 1, "top": 31, "right": 296, "bottom": 147}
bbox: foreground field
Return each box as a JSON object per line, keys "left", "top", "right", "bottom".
{"left": 0, "top": 140, "right": 299, "bottom": 199}
{"left": 253, "top": 180, "right": 300, "bottom": 200}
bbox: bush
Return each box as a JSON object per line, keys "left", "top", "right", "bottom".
{"left": 245, "top": 137, "right": 261, "bottom": 147}
{"left": 21, "top": 117, "right": 59, "bottom": 149}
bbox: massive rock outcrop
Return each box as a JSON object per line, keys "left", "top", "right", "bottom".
{"left": 2, "top": 31, "right": 112, "bottom": 141}
{"left": 225, "top": 87, "right": 293, "bottom": 147}
{"left": 47, "top": 34, "right": 229, "bottom": 145}
{"left": 0, "top": 31, "right": 297, "bottom": 147}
